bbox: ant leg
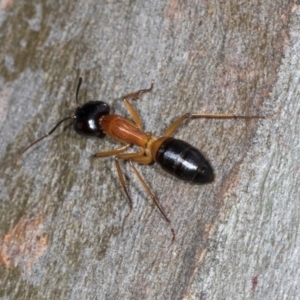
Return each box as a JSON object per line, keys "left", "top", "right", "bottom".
{"left": 122, "top": 80, "right": 154, "bottom": 129}
{"left": 117, "top": 152, "right": 153, "bottom": 165}
{"left": 128, "top": 160, "right": 175, "bottom": 242}
{"left": 114, "top": 152, "right": 152, "bottom": 217}
{"left": 116, "top": 151, "right": 175, "bottom": 240}
{"left": 94, "top": 144, "right": 130, "bottom": 157}
{"left": 123, "top": 80, "right": 154, "bottom": 102}
{"left": 164, "top": 112, "right": 268, "bottom": 137}
{"left": 115, "top": 156, "right": 133, "bottom": 217}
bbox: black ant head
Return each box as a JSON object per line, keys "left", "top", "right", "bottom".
{"left": 73, "top": 101, "right": 110, "bottom": 138}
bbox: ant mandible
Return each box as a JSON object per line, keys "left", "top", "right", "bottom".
{"left": 18, "top": 78, "right": 268, "bottom": 241}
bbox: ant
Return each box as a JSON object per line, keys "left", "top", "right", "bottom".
{"left": 18, "top": 78, "right": 271, "bottom": 241}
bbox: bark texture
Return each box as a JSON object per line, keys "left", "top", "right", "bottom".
{"left": 0, "top": 1, "right": 299, "bottom": 299}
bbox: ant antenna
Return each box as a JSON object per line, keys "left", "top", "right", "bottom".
{"left": 76, "top": 77, "right": 82, "bottom": 105}
{"left": 16, "top": 77, "right": 84, "bottom": 164}
{"left": 16, "top": 116, "right": 73, "bottom": 164}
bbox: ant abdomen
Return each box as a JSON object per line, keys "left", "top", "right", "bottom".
{"left": 155, "top": 137, "right": 214, "bottom": 184}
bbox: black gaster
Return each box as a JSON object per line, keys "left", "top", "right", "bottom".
{"left": 73, "top": 101, "right": 110, "bottom": 138}
{"left": 155, "top": 137, "right": 214, "bottom": 184}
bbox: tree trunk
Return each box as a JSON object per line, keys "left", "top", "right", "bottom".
{"left": 0, "top": 1, "right": 298, "bottom": 299}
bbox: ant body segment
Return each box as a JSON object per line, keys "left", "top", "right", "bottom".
{"left": 19, "top": 78, "right": 269, "bottom": 241}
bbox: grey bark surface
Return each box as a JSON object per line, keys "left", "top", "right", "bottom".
{"left": 0, "top": 1, "right": 299, "bottom": 299}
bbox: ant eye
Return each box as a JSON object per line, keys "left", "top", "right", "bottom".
{"left": 73, "top": 101, "right": 110, "bottom": 138}
{"left": 76, "top": 122, "right": 83, "bottom": 129}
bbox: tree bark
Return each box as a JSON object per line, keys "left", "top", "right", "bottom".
{"left": 0, "top": 1, "right": 298, "bottom": 299}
